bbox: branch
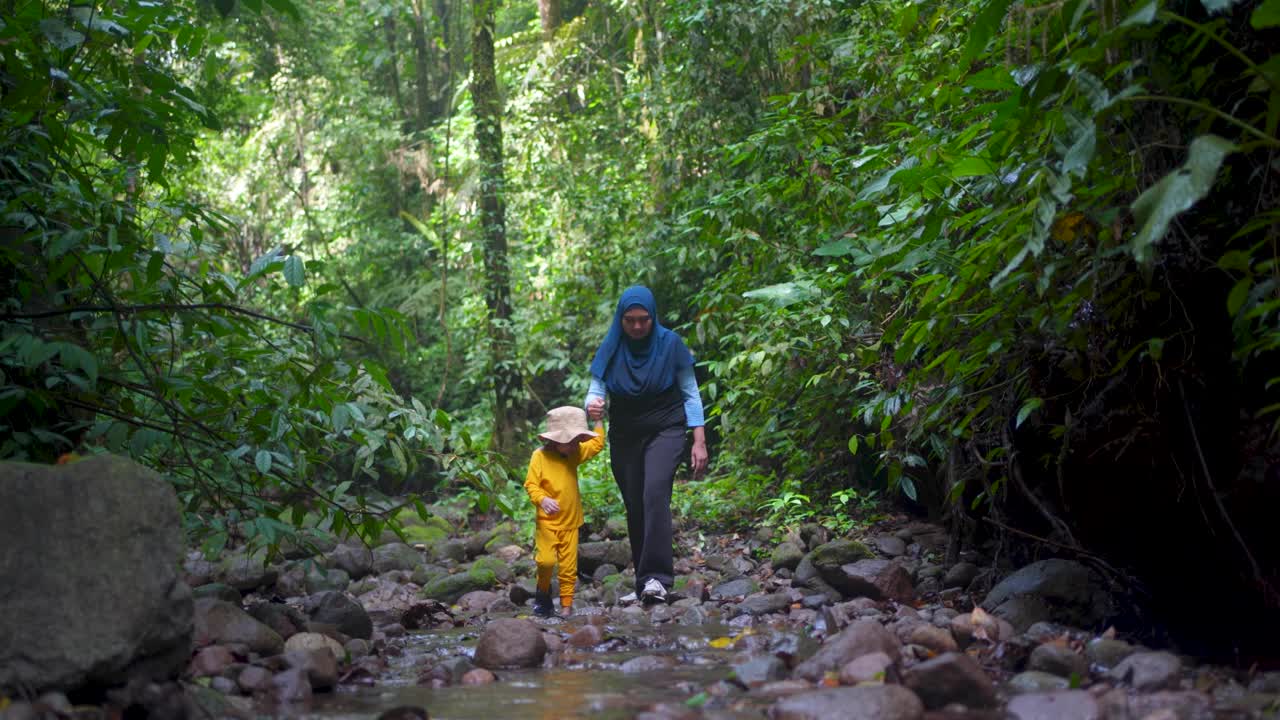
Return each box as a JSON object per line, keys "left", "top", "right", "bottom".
{"left": 0, "top": 302, "right": 370, "bottom": 344}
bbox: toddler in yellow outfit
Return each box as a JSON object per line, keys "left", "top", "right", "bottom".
{"left": 524, "top": 405, "right": 605, "bottom": 617}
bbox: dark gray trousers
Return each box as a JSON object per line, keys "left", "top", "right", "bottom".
{"left": 610, "top": 424, "right": 685, "bottom": 593}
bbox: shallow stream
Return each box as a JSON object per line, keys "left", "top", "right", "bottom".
{"left": 286, "top": 613, "right": 806, "bottom": 719}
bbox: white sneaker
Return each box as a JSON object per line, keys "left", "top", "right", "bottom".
{"left": 619, "top": 591, "right": 638, "bottom": 604}
{"left": 640, "top": 578, "right": 667, "bottom": 603}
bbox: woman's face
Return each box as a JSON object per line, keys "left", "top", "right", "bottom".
{"left": 621, "top": 307, "right": 653, "bottom": 340}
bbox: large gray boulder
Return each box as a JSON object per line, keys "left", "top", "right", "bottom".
{"left": 577, "top": 541, "right": 631, "bottom": 575}
{"left": 473, "top": 619, "right": 547, "bottom": 669}
{"left": 792, "top": 619, "right": 902, "bottom": 681}
{"left": 982, "top": 559, "right": 1115, "bottom": 631}
{"left": 0, "top": 456, "right": 193, "bottom": 692}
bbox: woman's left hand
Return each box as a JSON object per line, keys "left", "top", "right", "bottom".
{"left": 690, "top": 426, "right": 708, "bottom": 478}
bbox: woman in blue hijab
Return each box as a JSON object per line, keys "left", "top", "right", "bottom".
{"left": 586, "top": 286, "right": 708, "bottom": 603}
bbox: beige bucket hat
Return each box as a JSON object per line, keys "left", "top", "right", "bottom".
{"left": 538, "top": 406, "right": 598, "bottom": 444}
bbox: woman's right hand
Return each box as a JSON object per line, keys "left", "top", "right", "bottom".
{"left": 587, "top": 397, "right": 605, "bottom": 421}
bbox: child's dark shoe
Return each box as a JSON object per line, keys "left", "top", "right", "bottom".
{"left": 532, "top": 590, "right": 554, "bottom": 617}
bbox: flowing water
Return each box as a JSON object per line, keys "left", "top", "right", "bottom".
{"left": 279, "top": 613, "right": 813, "bottom": 719}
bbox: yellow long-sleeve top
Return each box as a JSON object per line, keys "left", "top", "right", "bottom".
{"left": 523, "top": 429, "right": 605, "bottom": 533}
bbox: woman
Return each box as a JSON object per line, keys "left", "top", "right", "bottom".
{"left": 585, "top": 286, "right": 708, "bottom": 603}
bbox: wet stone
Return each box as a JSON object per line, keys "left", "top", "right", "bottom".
{"left": 838, "top": 650, "right": 896, "bottom": 685}
{"left": 793, "top": 619, "right": 902, "bottom": 681}
{"left": 461, "top": 668, "right": 496, "bottom": 685}
{"left": 1028, "top": 642, "right": 1088, "bottom": 679}
{"left": 711, "top": 577, "right": 759, "bottom": 600}
{"left": 944, "top": 562, "right": 981, "bottom": 589}
{"left": 1007, "top": 671, "right": 1072, "bottom": 694}
{"left": 474, "top": 618, "right": 547, "bottom": 669}
{"left": 769, "top": 684, "right": 925, "bottom": 720}
{"left": 1109, "top": 650, "right": 1182, "bottom": 691}
{"left": 621, "top": 655, "right": 678, "bottom": 673}
{"left": 731, "top": 656, "right": 788, "bottom": 687}
{"left": 1007, "top": 690, "right": 1101, "bottom": 720}
{"left": 236, "top": 665, "right": 273, "bottom": 693}
{"left": 567, "top": 624, "right": 605, "bottom": 648}
{"left": 737, "top": 592, "right": 792, "bottom": 616}
{"left": 903, "top": 651, "right": 999, "bottom": 709}
{"left": 771, "top": 542, "right": 805, "bottom": 572}
{"left": 1085, "top": 638, "right": 1136, "bottom": 670}
{"left": 908, "top": 624, "right": 959, "bottom": 654}
{"left": 874, "top": 535, "right": 908, "bottom": 557}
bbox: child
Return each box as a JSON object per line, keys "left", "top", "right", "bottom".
{"left": 523, "top": 405, "right": 605, "bottom": 617}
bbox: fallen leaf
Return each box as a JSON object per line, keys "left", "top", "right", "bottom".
{"left": 709, "top": 636, "right": 734, "bottom": 649}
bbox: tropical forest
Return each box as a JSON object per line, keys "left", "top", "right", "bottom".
{"left": 1, "top": 0, "right": 1278, "bottom": 717}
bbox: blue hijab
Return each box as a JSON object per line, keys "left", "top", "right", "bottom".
{"left": 589, "top": 286, "right": 693, "bottom": 398}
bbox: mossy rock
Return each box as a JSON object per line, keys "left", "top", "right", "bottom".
{"left": 470, "top": 555, "right": 514, "bottom": 584}
{"left": 808, "top": 539, "right": 873, "bottom": 570}
{"left": 411, "top": 563, "right": 448, "bottom": 586}
{"left": 483, "top": 533, "right": 517, "bottom": 553}
{"left": 420, "top": 567, "right": 499, "bottom": 604}
{"left": 600, "top": 573, "right": 628, "bottom": 591}
{"left": 401, "top": 523, "right": 448, "bottom": 546}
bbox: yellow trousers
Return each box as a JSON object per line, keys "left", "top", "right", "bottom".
{"left": 534, "top": 523, "right": 579, "bottom": 608}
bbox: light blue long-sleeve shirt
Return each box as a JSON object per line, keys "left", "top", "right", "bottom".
{"left": 585, "top": 366, "right": 705, "bottom": 427}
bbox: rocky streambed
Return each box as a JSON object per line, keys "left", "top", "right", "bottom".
{"left": 3, "top": 457, "right": 1279, "bottom": 720}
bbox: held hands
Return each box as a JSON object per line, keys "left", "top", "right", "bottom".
{"left": 586, "top": 397, "right": 605, "bottom": 421}
{"left": 539, "top": 497, "right": 561, "bottom": 515}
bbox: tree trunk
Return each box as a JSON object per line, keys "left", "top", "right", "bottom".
{"left": 537, "top": 0, "right": 561, "bottom": 42}
{"left": 382, "top": 14, "right": 407, "bottom": 122}
{"left": 471, "top": 0, "right": 521, "bottom": 456}
{"left": 410, "top": 0, "right": 435, "bottom": 130}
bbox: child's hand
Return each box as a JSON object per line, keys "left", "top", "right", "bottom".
{"left": 540, "top": 497, "right": 560, "bottom": 515}
{"left": 587, "top": 398, "right": 605, "bottom": 421}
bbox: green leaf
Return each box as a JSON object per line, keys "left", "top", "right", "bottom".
{"left": 1130, "top": 135, "right": 1235, "bottom": 263}
{"left": 1253, "top": 0, "right": 1280, "bottom": 28}
{"left": 255, "top": 450, "right": 273, "bottom": 475}
{"left": 1120, "top": 1, "right": 1158, "bottom": 26}
{"left": 814, "top": 238, "right": 856, "bottom": 257}
{"left": 59, "top": 343, "right": 98, "bottom": 385}
{"left": 950, "top": 156, "right": 995, "bottom": 177}
{"left": 332, "top": 403, "right": 350, "bottom": 434}
{"left": 1227, "top": 279, "right": 1252, "bottom": 316}
{"left": 743, "top": 281, "right": 819, "bottom": 307}
{"left": 848, "top": 435, "right": 860, "bottom": 455}
{"left": 1016, "top": 398, "right": 1043, "bottom": 428}
{"left": 963, "top": 0, "right": 1014, "bottom": 65}
{"left": 39, "top": 19, "right": 85, "bottom": 50}
{"left": 284, "top": 256, "right": 305, "bottom": 287}
{"left": 899, "top": 474, "right": 918, "bottom": 501}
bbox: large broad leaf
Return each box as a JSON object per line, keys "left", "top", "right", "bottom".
{"left": 39, "top": 18, "right": 85, "bottom": 50}
{"left": 1253, "top": 0, "right": 1280, "bottom": 28}
{"left": 743, "top": 281, "right": 820, "bottom": 308}
{"left": 283, "top": 256, "right": 305, "bottom": 287}
{"left": 963, "top": 0, "right": 1015, "bottom": 65}
{"left": 1130, "top": 135, "right": 1235, "bottom": 263}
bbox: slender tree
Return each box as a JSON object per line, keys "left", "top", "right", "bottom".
{"left": 538, "top": 0, "right": 561, "bottom": 42}
{"left": 471, "top": 0, "right": 521, "bottom": 455}
{"left": 410, "top": 0, "right": 435, "bottom": 131}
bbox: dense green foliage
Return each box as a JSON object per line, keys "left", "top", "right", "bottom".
{"left": 3, "top": 0, "right": 1277, "bottom": 622}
